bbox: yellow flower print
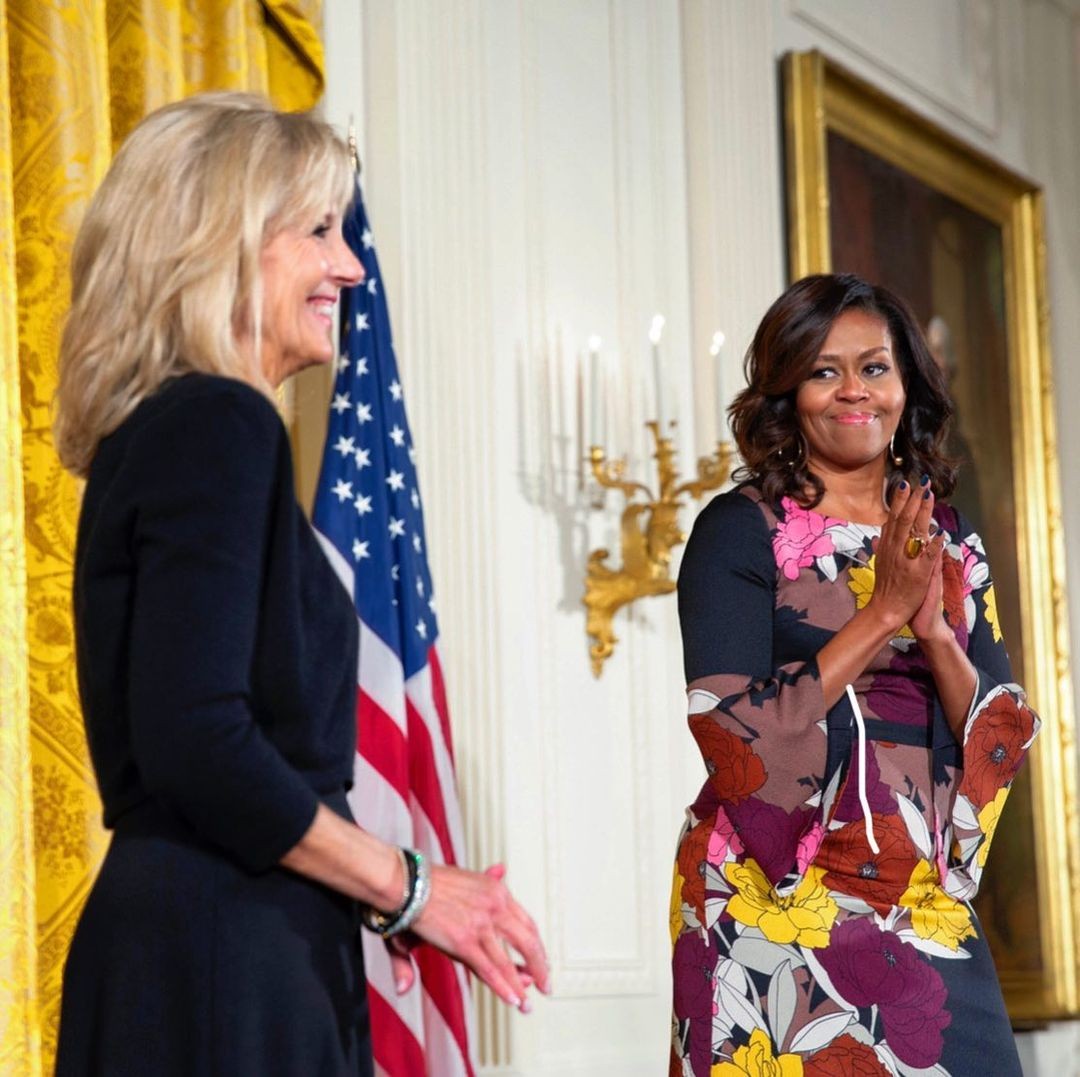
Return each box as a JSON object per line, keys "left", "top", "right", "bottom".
{"left": 984, "top": 584, "right": 1003, "bottom": 643}
{"left": 670, "top": 863, "right": 686, "bottom": 945}
{"left": 899, "top": 859, "right": 976, "bottom": 950}
{"left": 848, "top": 557, "right": 914, "bottom": 638}
{"left": 976, "top": 787, "right": 1010, "bottom": 868}
{"left": 712, "top": 1029, "right": 804, "bottom": 1077}
{"left": 724, "top": 861, "right": 838, "bottom": 948}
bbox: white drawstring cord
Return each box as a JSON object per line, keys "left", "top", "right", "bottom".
{"left": 845, "top": 683, "right": 880, "bottom": 854}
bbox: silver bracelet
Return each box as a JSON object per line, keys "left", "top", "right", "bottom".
{"left": 384, "top": 852, "right": 431, "bottom": 937}
{"left": 360, "top": 848, "right": 431, "bottom": 938}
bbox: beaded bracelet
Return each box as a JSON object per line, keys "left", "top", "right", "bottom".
{"left": 360, "top": 848, "right": 432, "bottom": 939}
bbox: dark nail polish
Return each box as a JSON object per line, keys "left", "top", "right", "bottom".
{"left": 899, "top": 480, "right": 908, "bottom": 491}
{"left": 920, "top": 473, "right": 930, "bottom": 486}
{"left": 923, "top": 488, "right": 931, "bottom": 499}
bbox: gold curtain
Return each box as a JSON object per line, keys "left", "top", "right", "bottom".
{"left": 0, "top": 3, "right": 324, "bottom": 1073}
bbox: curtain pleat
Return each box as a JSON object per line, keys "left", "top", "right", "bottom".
{"left": 0, "top": 2, "right": 324, "bottom": 1070}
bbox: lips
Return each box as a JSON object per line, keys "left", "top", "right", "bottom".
{"left": 832, "top": 412, "right": 877, "bottom": 425}
{"left": 307, "top": 294, "right": 337, "bottom": 325}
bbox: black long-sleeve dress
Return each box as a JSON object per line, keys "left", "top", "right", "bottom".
{"left": 670, "top": 483, "right": 1038, "bottom": 1077}
{"left": 56, "top": 374, "right": 373, "bottom": 1076}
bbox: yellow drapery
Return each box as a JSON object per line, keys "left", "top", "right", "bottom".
{"left": 0, "top": 3, "right": 324, "bottom": 1073}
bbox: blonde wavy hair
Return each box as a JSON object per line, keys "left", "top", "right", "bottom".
{"left": 54, "top": 92, "right": 355, "bottom": 477}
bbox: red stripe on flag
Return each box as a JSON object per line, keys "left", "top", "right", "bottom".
{"left": 357, "top": 692, "right": 409, "bottom": 804}
{"left": 368, "top": 985, "right": 427, "bottom": 1075}
{"left": 428, "top": 646, "right": 456, "bottom": 767}
{"left": 405, "top": 698, "right": 457, "bottom": 865}
{"left": 415, "top": 946, "right": 475, "bottom": 1076}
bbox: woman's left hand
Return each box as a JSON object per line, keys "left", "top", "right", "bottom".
{"left": 908, "top": 535, "right": 949, "bottom": 642}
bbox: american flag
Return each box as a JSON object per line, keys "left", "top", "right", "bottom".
{"left": 312, "top": 177, "right": 475, "bottom": 1076}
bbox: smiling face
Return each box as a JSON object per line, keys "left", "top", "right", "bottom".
{"left": 795, "top": 307, "right": 906, "bottom": 474}
{"left": 256, "top": 211, "right": 364, "bottom": 387}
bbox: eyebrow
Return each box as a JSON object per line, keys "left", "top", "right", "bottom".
{"left": 815, "top": 346, "right": 892, "bottom": 361}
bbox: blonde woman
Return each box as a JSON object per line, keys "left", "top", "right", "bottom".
{"left": 54, "top": 94, "right": 548, "bottom": 1076}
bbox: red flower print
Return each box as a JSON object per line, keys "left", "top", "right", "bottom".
{"left": 677, "top": 815, "right": 713, "bottom": 924}
{"left": 774, "top": 499, "right": 839, "bottom": 580}
{"left": 958, "top": 693, "right": 1036, "bottom": 809}
{"left": 940, "top": 551, "right": 967, "bottom": 642}
{"left": 817, "top": 812, "right": 917, "bottom": 913}
{"left": 689, "top": 715, "right": 767, "bottom": 804}
{"left": 804, "top": 1035, "right": 891, "bottom": 1076}
{"left": 817, "top": 919, "right": 951, "bottom": 1069}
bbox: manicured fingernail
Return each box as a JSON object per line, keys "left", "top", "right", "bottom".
{"left": 520, "top": 998, "right": 532, "bottom": 1014}
{"left": 396, "top": 979, "right": 409, "bottom": 994}
{"left": 899, "top": 481, "right": 908, "bottom": 490}
{"left": 923, "top": 488, "right": 931, "bottom": 499}
{"left": 920, "top": 473, "right": 930, "bottom": 486}
{"left": 507, "top": 995, "right": 521, "bottom": 1008}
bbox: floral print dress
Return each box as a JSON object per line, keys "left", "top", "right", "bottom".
{"left": 670, "top": 484, "right": 1038, "bottom": 1077}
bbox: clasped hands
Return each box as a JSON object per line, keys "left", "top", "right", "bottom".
{"left": 389, "top": 861, "right": 550, "bottom": 1014}
{"left": 867, "top": 478, "right": 950, "bottom": 644}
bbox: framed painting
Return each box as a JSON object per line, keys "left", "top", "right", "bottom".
{"left": 783, "top": 49, "right": 1080, "bottom": 1023}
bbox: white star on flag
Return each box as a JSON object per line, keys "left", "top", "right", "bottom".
{"left": 311, "top": 177, "right": 474, "bottom": 1076}
{"left": 428, "top": 596, "right": 437, "bottom": 613}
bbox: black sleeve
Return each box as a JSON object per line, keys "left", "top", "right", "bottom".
{"left": 126, "top": 382, "right": 319, "bottom": 873}
{"left": 677, "top": 489, "right": 830, "bottom": 884}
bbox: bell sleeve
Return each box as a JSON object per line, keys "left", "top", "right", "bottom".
{"left": 125, "top": 382, "right": 321, "bottom": 874}
{"left": 943, "top": 519, "right": 1040, "bottom": 898}
{"left": 678, "top": 490, "right": 842, "bottom": 887}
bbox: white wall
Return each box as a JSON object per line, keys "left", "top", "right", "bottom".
{"left": 314, "top": 1, "right": 1080, "bottom": 1073}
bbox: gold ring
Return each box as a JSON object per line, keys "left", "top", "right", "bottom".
{"left": 904, "top": 535, "right": 926, "bottom": 559}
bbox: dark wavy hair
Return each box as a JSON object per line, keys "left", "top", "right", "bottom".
{"left": 729, "top": 273, "right": 957, "bottom": 509}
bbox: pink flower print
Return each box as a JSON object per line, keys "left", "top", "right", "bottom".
{"left": 706, "top": 810, "right": 743, "bottom": 865}
{"left": 796, "top": 822, "right": 825, "bottom": 875}
{"left": 957, "top": 542, "right": 979, "bottom": 600}
{"left": 774, "top": 499, "right": 838, "bottom": 580}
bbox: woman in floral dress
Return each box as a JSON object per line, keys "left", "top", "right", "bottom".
{"left": 671, "top": 274, "right": 1038, "bottom": 1076}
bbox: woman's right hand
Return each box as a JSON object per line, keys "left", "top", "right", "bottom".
{"left": 865, "top": 480, "right": 946, "bottom": 633}
{"left": 403, "top": 861, "right": 550, "bottom": 1012}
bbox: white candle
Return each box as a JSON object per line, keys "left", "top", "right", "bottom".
{"left": 587, "top": 334, "right": 602, "bottom": 446}
{"left": 649, "top": 313, "right": 665, "bottom": 427}
{"left": 710, "top": 330, "right": 726, "bottom": 438}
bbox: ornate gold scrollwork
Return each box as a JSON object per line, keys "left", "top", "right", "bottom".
{"left": 583, "top": 422, "right": 732, "bottom": 676}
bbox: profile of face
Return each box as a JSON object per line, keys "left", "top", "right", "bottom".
{"left": 257, "top": 212, "right": 364, "bottom": 387}
{"left": 795, "top": 308, "right": 906, "bottom": 473}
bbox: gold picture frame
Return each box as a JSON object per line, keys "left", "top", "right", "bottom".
{"left": 783, "top": 49, "right": 1080, "bottom": 1023}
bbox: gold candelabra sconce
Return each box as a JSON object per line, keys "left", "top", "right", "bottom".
{"left": 583, "top": 422, "right": 733, "bottom": 676}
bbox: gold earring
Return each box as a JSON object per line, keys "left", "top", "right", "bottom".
{"left": 889, "top": 432, "right": 903, "bottom": 467}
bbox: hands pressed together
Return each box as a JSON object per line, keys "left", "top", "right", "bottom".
{"left": 867, "top": 477, "right": 949, "bottom": 643}
{"left": 388, "top": 861, "right": 550, "bottom": 1013}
